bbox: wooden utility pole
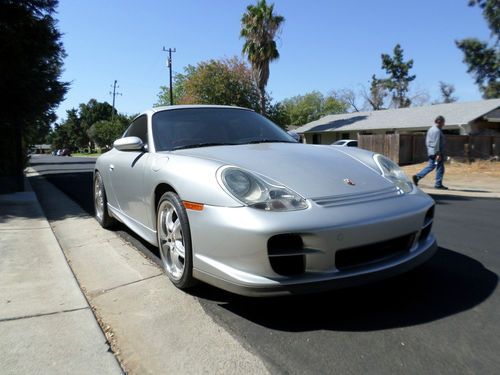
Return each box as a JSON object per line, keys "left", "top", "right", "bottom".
{"left": 162, "top": 47, "right": 176, "bottom": 105}
{"left": 109, "top": 80, "right": 122, "bottom": 121}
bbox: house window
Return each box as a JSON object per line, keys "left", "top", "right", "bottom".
{"left": 341, "top": 132, "right": 349, "bottom": 139}
{"left": 312, "top": 133, "right": 322, "bottom": 144}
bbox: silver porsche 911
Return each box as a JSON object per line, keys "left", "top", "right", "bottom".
{"left": 94, "top": 105, "right": 437, "bottom": 296}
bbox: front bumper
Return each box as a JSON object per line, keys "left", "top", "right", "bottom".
{"left": 188, "top": 190, "right": 437, "bottom": 296}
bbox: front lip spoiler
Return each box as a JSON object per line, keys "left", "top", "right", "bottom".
{"left": 193, "top": 238, "right": 438, "bottom": 297}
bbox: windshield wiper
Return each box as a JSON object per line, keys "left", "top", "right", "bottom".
{"left": 242, "top": 139, "right": 296, "bottom": 145}
{"left": 172, "top": 142, "right": 238, "bottom": 151}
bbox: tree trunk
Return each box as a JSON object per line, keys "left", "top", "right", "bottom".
{"left": 259, "top": 88, "right": 266, "bottom": 115}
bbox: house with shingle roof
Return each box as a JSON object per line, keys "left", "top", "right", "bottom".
{"left": 294, "top": 99, "right": 500, "bottom": 144}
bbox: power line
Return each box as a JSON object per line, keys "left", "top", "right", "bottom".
{"left": 109, "top": 80, "right": 122, "bottom": 121}
{"left": 162, "top": 47, "right": 176, "bottom": 105}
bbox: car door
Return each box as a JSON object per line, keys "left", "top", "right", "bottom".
{"left": 109, "top": 115, "right": 151, "bottom": 227}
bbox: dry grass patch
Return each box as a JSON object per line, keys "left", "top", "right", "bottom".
{"left": 402, "top": 160, "right": 500, "bottom": 178}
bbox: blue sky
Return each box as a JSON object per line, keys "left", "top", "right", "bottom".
{"left": 55, "top": 0, "right": 492, "bottom": 121}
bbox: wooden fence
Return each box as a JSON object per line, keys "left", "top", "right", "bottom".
{"left": 358, "top": 134, "right": 500, "bottom": 164}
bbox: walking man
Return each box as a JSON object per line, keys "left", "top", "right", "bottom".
{"left": 413, "top": 115, "right": 448, "bottom": 190}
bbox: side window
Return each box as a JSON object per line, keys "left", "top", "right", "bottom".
{"left": 124, "top": 115, "right": 148, "bottom": 146}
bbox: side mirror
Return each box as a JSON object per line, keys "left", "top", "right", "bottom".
{"left": 113, "top": 136, "right": 144, "bottom": 151}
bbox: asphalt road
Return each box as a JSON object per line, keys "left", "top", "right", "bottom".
{"left": 29, "top": 154, "right": 500, "bottom": 374}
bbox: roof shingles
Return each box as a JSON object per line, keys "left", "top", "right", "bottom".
{"left": 295, "top": 99, "right": 500, "bottom": 133}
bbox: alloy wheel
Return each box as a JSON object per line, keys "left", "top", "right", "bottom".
{"left": 158, "top": 201, "right": 185, "bottom": 280}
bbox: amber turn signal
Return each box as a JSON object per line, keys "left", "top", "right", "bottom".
{"left": 183, "top": 201, "right": 204, "bottom": 211}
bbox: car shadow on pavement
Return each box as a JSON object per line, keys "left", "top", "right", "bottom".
{"left": 430, "top": 194, "right": 499, "bottom": 204}
{"left": 32, "top": 172, "right": 96, "bottom": 216}
{"left": 206, "top": 247, "right": 497, "bottom": 332}
{"left": 28, "top": 175, "right": 92, "bottom": 220}
{"left": 430, "top": 194, "right": 473, "bottom": 205}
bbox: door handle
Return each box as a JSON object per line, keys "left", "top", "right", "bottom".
{"left": 109, "top": 164, "right": 114, "bottom": 171}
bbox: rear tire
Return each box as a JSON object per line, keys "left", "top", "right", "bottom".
{"left": 157, "top": 192, "right": 197, "bottom": 289}
{"left": 93, "top": 171, "right": 115, "bottom": 229}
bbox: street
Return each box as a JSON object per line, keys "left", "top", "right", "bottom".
{"left": 28, "top": 154, "right": 500, "bottom": 374}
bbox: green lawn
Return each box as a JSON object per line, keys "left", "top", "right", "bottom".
{"left": 72, "top": 152, "right": 102, "bottom": 158}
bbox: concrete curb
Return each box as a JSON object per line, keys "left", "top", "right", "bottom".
{"left": 419, "top": 186, "right": 500, "bottom": 199}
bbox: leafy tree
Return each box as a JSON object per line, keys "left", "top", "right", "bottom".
{"left": 265, "top": 101, "right": 288, "bottom": 129}
{"left": 281, "top": 91, "right": 348, "bottom": 126}
{"left": 50, "top": 100, "right": 115, "bottom": 150}
{"left": 468, "top": 0, "right": 499, "bottom": 40}
{"left": 456, "top": 0, "right": 499, "bottom": 98}
{"left": 0, "top": 0, "right": 68, "bottom": 191}
{"left": 438, "top": 81, "right": 458, "bottom": 103}
{"left": 79, "top": 99, "right": 115, "bottom": 130}
{"left": 87, "top": 117, "right": 129, "bottom": 150}
{"left": 241, "top": 0, "right": 284, "bottom": 114}
{"left": 381, "top": 44, "right": 416, "bottom": 108}
{"left": 155, "top": 66, "right": 195, "bottom": 107}
{"left": 362, "top": 75, "right": 389, "bottom": 110}
{"left": 155, "top": 57, "right": 261, "bottom": 110}
{"left": 182, "top": 58, "right": 261, "bottom": 109}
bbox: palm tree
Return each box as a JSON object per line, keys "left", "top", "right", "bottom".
{"left": 240, "top": 0, "right": 284, "bottom": 114}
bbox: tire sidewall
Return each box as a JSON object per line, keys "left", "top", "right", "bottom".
{"left": 94, "top": 171, "right": 113, "bottom": 228}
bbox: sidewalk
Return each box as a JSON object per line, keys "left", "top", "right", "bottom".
{"left": 0, "top": 180, "right": 122, "bottom": 375}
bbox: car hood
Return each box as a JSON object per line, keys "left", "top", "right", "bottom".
{"left": 173, "top": 143, "right": 393, "bottom": 198}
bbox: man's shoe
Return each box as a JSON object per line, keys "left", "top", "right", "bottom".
{"left": 434, "top": 185, "right": 449, "bottom": 190}
{"left": 412, "top": 175, "right": 419, "bottom": 186}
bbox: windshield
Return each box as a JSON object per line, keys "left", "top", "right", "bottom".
{"left": 152, "top": 107, "right": 296, "bottom": 151}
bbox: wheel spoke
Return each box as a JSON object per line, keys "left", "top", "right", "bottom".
{"left": 172, "top": 247, "right": 184, "bottom": 271}
{"left": 165, "top": 207, "right": 175, "bottom": 232}
{"left": 159, "top": 211, "right": 168, "bottom": 241}
{"left": 94, "top": 176, "right": 104, "bottom": 219}
{"left": 172, "top": 220, "right": 182, "bottom": 241}
{"left": 174, "top": 240, "right": 185, "bottom": 258}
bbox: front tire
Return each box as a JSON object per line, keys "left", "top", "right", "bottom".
{"left": 93, "top": 171, "right": 115, "bottom": 229}
{"left": 157, "top": 192, "right": 197, "bottom": 289}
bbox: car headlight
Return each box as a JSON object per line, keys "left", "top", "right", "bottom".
{"left": 218, "top": 166, "right": 308, "bottom": 211}
{"left": 373, "top": 154, "right": 413, "bottom": 194}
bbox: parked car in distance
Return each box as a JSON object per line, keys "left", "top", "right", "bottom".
{"left": 56, "top": 148, "right": 71, "bottom": 156}
{"left": 332, "top": 139, "right": 358, "bottom": 147}
{"left": 94, "top": 105, "right": 436, "bottom": 296}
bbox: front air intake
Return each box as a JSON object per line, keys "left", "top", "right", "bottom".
{"left": 268, "top": 234, "right": 306, "bottom": 276}
{"left": 335, "top": 233, "right": 416, "bottom": 271}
